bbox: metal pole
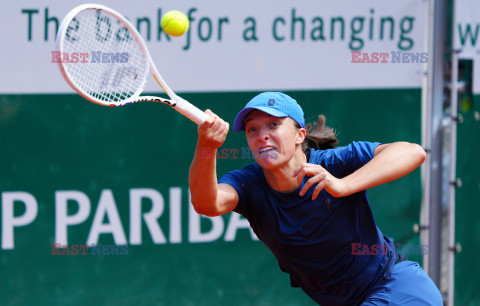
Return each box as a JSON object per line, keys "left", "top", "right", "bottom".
{"left": 447, "top": 61, "right": 458, "bottom": 306}
{"left": 420, "top": 0, "right": 433, "bottom": 274}
{"left": 421, "top": 0, "right": 448, "bottom": 290}
{"left": 447, "top": 2, "right": 459, "bottom": 303}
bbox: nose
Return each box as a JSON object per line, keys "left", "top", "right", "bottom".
{"left": 257, "top": 127, "right": 270, "bottom": 142}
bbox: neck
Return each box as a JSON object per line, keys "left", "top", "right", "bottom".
{"left": 263, "top": 149, "right": 307, "bottom": 193}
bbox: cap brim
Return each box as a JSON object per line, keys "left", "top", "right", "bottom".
{"left": 232, "top": 106, "right": 288, "bottom": 132}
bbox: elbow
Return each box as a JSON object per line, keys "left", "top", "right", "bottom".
{"left": 191, "top": 200, "right": 221, "bottom": 217}
{"left": 411, "top": 143, "right": 426, "bottom": 165}
{"left": 191, "top": 201, "right": 209, "bottom": 216}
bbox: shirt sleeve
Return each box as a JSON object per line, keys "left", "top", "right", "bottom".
{"left": 342, "top": 141, "right": 381, "bottom": 171}
{"left": 314, "top": 141, "right": 381, "bottom": 178}
{"left": 218, "top": 163, "right": 259, "bottom": 216}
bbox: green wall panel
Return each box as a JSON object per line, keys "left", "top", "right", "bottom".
{"left": 455, "top": 95, "right": 480, "bottom": 306}
{"left": 0, "top": 89, "right": 423, "bottom": 305}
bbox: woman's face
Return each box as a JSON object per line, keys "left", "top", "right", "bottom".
{"left": 244, "top": 110, "right": 305, "bottom": 170}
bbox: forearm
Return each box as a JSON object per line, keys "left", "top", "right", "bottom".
{"left": 189, "top": 142, "right": 219, "bottom": 214}
{"left": 341, "top": 142, "right": 426, "bottom": 196}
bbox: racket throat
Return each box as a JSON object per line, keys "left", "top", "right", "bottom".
{"left": 129, "top": 96, "right": 177, "bottom": 106}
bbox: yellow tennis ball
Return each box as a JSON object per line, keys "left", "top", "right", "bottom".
{"left": 161, "top": 10, "right": 189, "bottom": 37}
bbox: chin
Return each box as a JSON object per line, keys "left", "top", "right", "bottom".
{"left": 256, "top": 159, "right": 277, "bottom": 170}
{"left": 254, "top": 151, "right": 283, "bottom": 169}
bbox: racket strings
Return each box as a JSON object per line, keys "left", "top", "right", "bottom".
{"left": 61, "top": 9, "right": 149, "bottom": 104}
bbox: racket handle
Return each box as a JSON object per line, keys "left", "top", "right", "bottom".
{"left": 174, "top": 97, "right": 208, "bottom": 125}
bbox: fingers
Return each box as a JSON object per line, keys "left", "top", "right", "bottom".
{"left": 294, "top": 169, "right": 306, "bottom": 185}
{"left": 295, "top": 163, "right": 330, "bottom": 199}
{"left": 198, "top": 109, "right": 229, "bottom": 149}
{"left": 312, "top": 180, "right": 327, "bottom": 200}
{"left": 293, "top": 163, "right": 309, "bottom": 185}
{"left": 292, "top": 163, "right": 305, "bottom": 177}
{"left": 198, "top": 109, "right": 217, "bottom": 131}
{"left": 293, "top": 163, "right": 324, "bottom": 185}
{"left": 299, "top": 173, "right": 327, "bottom": 197}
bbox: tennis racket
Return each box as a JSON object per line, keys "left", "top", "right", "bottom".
{"left": 56, "top": 4, "right": 207, "bottom": 125}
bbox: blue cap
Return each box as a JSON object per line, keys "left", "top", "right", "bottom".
{"left": 233, "top": 92, "right": 305, "bottom": 132}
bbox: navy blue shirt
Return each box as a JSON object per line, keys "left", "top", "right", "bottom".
{"left": 218, "top": 142, "right": 396, "bottom": 305}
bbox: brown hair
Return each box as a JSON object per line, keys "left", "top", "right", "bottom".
{"left": 295, "top": 115, "right": 338, "bottom": 153}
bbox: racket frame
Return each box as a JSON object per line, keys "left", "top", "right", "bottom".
{"left": 56, "top": 4, "right": 207, "bottom": 124}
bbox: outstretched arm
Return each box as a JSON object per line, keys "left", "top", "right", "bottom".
{"left": 189, "top": 110, "right": 239, "bottom": 216}
{"left": 294, "top": 142, "right": 426, "bottom": 198}
{"left": 339, "top": 142, "right": 426, "bottom": 196}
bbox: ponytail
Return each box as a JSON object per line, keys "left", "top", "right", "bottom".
{"left": 296, "top": 115, "right": 338, "bottom": 153}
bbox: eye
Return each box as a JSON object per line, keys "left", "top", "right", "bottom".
{"left": 246, "top": 127, "right": 257, "bottom": 133}
{"left": 270, "top": 121, "right": 279, "bottom": 128}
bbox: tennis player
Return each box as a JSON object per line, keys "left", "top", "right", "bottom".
{"left": 189, "top": 92, "right": 442, "bottom": 305}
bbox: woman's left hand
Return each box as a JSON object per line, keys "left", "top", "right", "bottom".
{"left": 293, "top": 163, "right": 349, "bottom": 199}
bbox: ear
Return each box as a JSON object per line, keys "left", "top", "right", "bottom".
{"left": 295, "top": 128, "right": 306, "bottom": 145}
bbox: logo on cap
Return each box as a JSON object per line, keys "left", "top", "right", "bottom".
{"left": 268, "top": 99, "right": 275, "bottom": 106}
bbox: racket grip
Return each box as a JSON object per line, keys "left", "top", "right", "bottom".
{"left": 174, "top": 97, "right": 208, "bottom": 125}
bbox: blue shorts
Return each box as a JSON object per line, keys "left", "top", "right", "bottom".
{"left": 362, "top": 261, "right": 443, "bottom": 305}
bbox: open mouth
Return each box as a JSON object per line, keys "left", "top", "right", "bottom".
{"left": 256, "top": 147, "right": 278, "bottom": 160}
{"left": 259, "top": 147, "right": 276, "bottom": 153}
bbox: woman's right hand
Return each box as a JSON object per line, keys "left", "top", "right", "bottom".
{"left": 190, "top": 110, "right": 238, "bottom": 217}
{"left": 197, "top": 109, "right": 229, "bottom": 149}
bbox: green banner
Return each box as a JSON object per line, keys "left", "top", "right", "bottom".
{"left": 0, "top": 89, "right": 424, "bottom": 304}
